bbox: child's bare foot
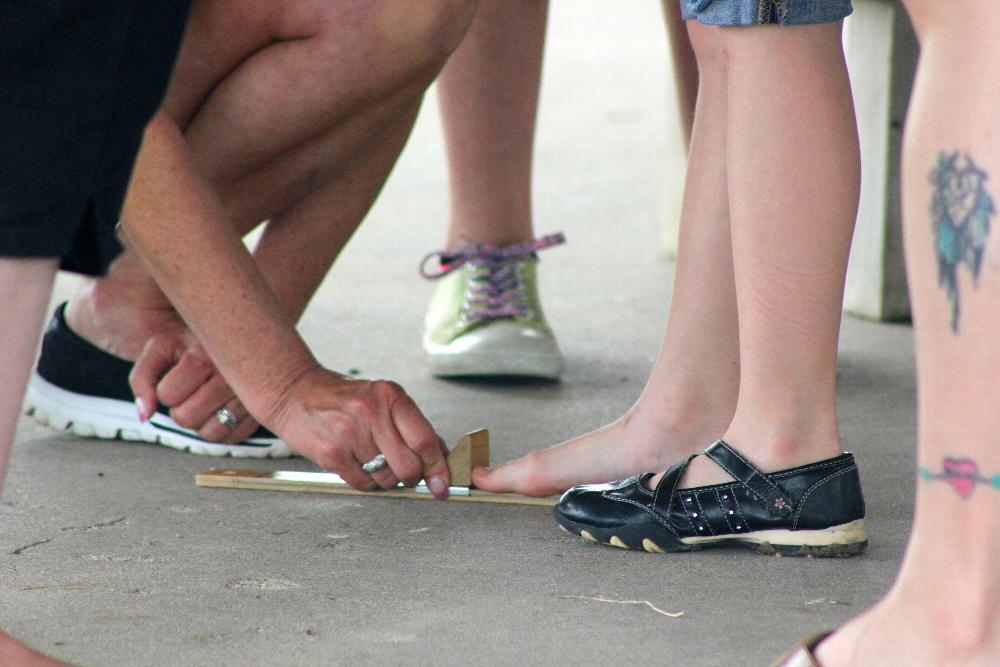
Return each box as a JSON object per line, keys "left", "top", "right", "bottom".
{"left": 471, "top": 401, "right": 730, "bottom": 496}
{"left": 0, "top": 631, "right": 69, "bottom": 666}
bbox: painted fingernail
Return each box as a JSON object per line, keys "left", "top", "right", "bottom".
{"left": 428, "top": 476, "right": 448, "bottom": 499}
{"left": 135, "top": 398, "right": 149, "bottom": 423}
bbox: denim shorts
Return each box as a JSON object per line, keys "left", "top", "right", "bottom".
{"left": 679, "top": 0, "right": 852, "bottom": 25}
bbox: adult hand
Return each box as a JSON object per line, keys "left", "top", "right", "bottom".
{"left": 130, "top": 329, "right": 264, "bottom": 444}
{"left": 131, "top": 342, "right": 451, "bottom": 497}
{"left": 263, "top": 366, "right": 451, "bottom": 497}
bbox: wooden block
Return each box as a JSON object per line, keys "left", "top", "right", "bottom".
{"left": 446, "top": 428, "right": 490, "bottom": 487}
{"left": 195, "top": 468, "right": 557, "bottom": 507}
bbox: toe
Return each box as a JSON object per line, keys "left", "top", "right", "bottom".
{"left": 472, "top": 453, "right": 560, "bottom": 496}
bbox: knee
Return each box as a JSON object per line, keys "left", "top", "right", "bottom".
{"left": 378, "top": 0, "right": 479, "bottom": 69}
{"left": 688, "top": 21, "right": 726, "bottom": 74}
{"left": 902, "top": 0, "right": 995, "bottom": 43}
{"left": 280, "top": 0, "right": 478, "bottom": 75}
{"left": 902, "top": 0, "right": 938, "bottom": 39}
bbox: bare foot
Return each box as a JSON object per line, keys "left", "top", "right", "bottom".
{"left": 471, "top": 405, "right": 723, "bottom": 496}
{"left": 0, "top": 631, "right": 69, "bottom": 667}
{"left": 65, "top": 283, "right": 184, "bottom": 362}
{"left": 815, "top": 592, "right": 1000, "bottom": 666}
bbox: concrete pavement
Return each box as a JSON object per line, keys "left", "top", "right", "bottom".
{"left": 1, "top": 3, "right": 918, "bottom": 665}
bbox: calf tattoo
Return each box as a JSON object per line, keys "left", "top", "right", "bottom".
{"left": 930, "top": 152, "right": 995, "bottom": 332}
{"left": 920, "top": 458, "right": 1000, "bottom": 499}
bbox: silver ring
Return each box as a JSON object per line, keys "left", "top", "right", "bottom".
{"left": 215, "top": 407, "right": 238, "bottom": 428}
{"left": 361, "top": 454, "right": 388, "bottom": 474}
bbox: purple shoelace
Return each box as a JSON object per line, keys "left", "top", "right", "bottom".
{"left": 420, "top": 232, "right": 566, "bottom": 321}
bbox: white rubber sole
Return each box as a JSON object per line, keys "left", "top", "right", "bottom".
{"left": 680, "top": 518, "right": 868, "bottom": 556}
{"left": 25, "top": 372, "right": 291, "bottom": 458}
{"left": 425, "top": 349, "right": 564, "bottom": 379}
{"left": 561, "top": 519, "right": 867, "bottom": 558}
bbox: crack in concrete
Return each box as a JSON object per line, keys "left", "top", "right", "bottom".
{"left": 9, "top": 517, "right": 126, "bottom": 555}
{"left": 10, "top": 538, "right": 52, "bottom": 555}
{"left": 60, "top": 516, "right": 127, "bottom": 532}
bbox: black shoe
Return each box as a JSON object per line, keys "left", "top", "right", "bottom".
{"left": 554, "top": 440, "right": 867, "bottom": 557}
{"left": 26, "top": 303, "right": 291, "bottom": 458}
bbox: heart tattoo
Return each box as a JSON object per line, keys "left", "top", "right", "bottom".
{"left": 920, "top": 457, "right": 999, "bottom": 499}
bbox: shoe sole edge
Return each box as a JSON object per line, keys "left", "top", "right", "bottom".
{"left": 555, "top": 512, "right": 867, "bottom": 558}
{"left": 25, "top": 372, "right": 292, "bottom": 459}
{"left": 424, "top": 350, "right": 563, "bottom": 379}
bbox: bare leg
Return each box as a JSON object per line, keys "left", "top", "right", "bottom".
{"left": 71, "top": 0, "right": 475, "bottom": 357}
{"left": 0, "top": 259, "right": 56, "bottom": 495}
{"left": 680, "top": 21, "right": 860, "bottom": 487}
{"left": 56, "top": 0, "right": 476, "bottom": 441}
{"left": 661, "top": 0, "right": 698, "bottom": 147}
{"left": 476, "top": 20, "right": 859, "bottom": 495}
{"left": 436, "top": 0, "right": 548, "bottom": 246}
{"left": 474, "top": 21, "right": 739, "bottom": 494}
{"left": 0, "top": 257, "right": 66, "bottom": 665}
{"left": 422, "top": 0, "right": 566, "bottom": 380}
{"left": 0, "top": 631, "right": 65, "bottom": 667}
{"left": 817, "top": 2, "right": 1000, "bottom": 664}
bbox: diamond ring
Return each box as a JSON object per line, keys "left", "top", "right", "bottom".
{"left": 361, "top": 454, "right": 388, "bottom": 474}
{"left": 215, "top": 407, "right": 238, "bottom": 428}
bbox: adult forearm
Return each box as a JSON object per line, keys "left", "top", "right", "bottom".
{"left": 119, "top": 112, "right": 319, "bottom": 422}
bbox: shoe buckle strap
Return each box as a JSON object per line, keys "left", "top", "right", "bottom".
{"left": 704, "top": 440, "right": 794, "bottom": 517}
{"left": 652, "top": 455, "right": 698, "bottom": 509}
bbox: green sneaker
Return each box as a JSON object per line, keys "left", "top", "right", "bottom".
{"left": 420, "top": 233, "right": 565, "bottom": 379}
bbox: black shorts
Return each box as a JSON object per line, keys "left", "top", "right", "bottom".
{"left": 0, "top": 1, "right": 189, "bottom": 275}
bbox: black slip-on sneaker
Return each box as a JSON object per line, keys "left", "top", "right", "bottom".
{"left": 26, "top": 303, "right": 292, "bottom": 458}
{"left": 554, "top": 439, "right": 867, "bottom": 558}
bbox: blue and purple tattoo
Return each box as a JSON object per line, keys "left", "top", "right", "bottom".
{"left": 920, "top": 458, "right": 1000, "bottom": 499}
{"left": 930, "top": 152, "right": 995, "bottom": 332}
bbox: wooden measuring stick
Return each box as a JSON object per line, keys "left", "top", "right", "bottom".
{"left": 195, "top": 428, "right": 558, "bottom": 507}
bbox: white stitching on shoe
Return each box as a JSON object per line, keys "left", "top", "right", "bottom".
{"left": 718, "top": 443, "right": 788, "bottom": 498}
{"left": 716, "top": 487, "right": 736, "bottom": 533}
{"left": 654, "top": 456, "right": 694, "bottom": 508}
{"left": 769, "top": 458, "right": 846, "bottom": 478}
{"left": 606, "top": 495, "right": 681, "bottom": 537}
{"left": 692, "top": 493, "right": 714, "bottom": 536}
{"left": 635, "top": 475, "right": 655, "bottom": 497}
{"left": 706, "top": 449, "right": 746, "bottom": 483}
{"left": 730, "top": 491, "right": 752, "bottom": 532}
{"left": 792, "top": 466, "right": 858, "bottom": 529}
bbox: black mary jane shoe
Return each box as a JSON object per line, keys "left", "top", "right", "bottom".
{"left": 553, "top": 440, "right": 867, "bottom": 558}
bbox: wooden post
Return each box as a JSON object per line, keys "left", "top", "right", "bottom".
{"left": 447, "top": 428, "right": 490, "bottom": 487}
{"left": 843, "top": 1, "right": 918, "bottom": 321}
